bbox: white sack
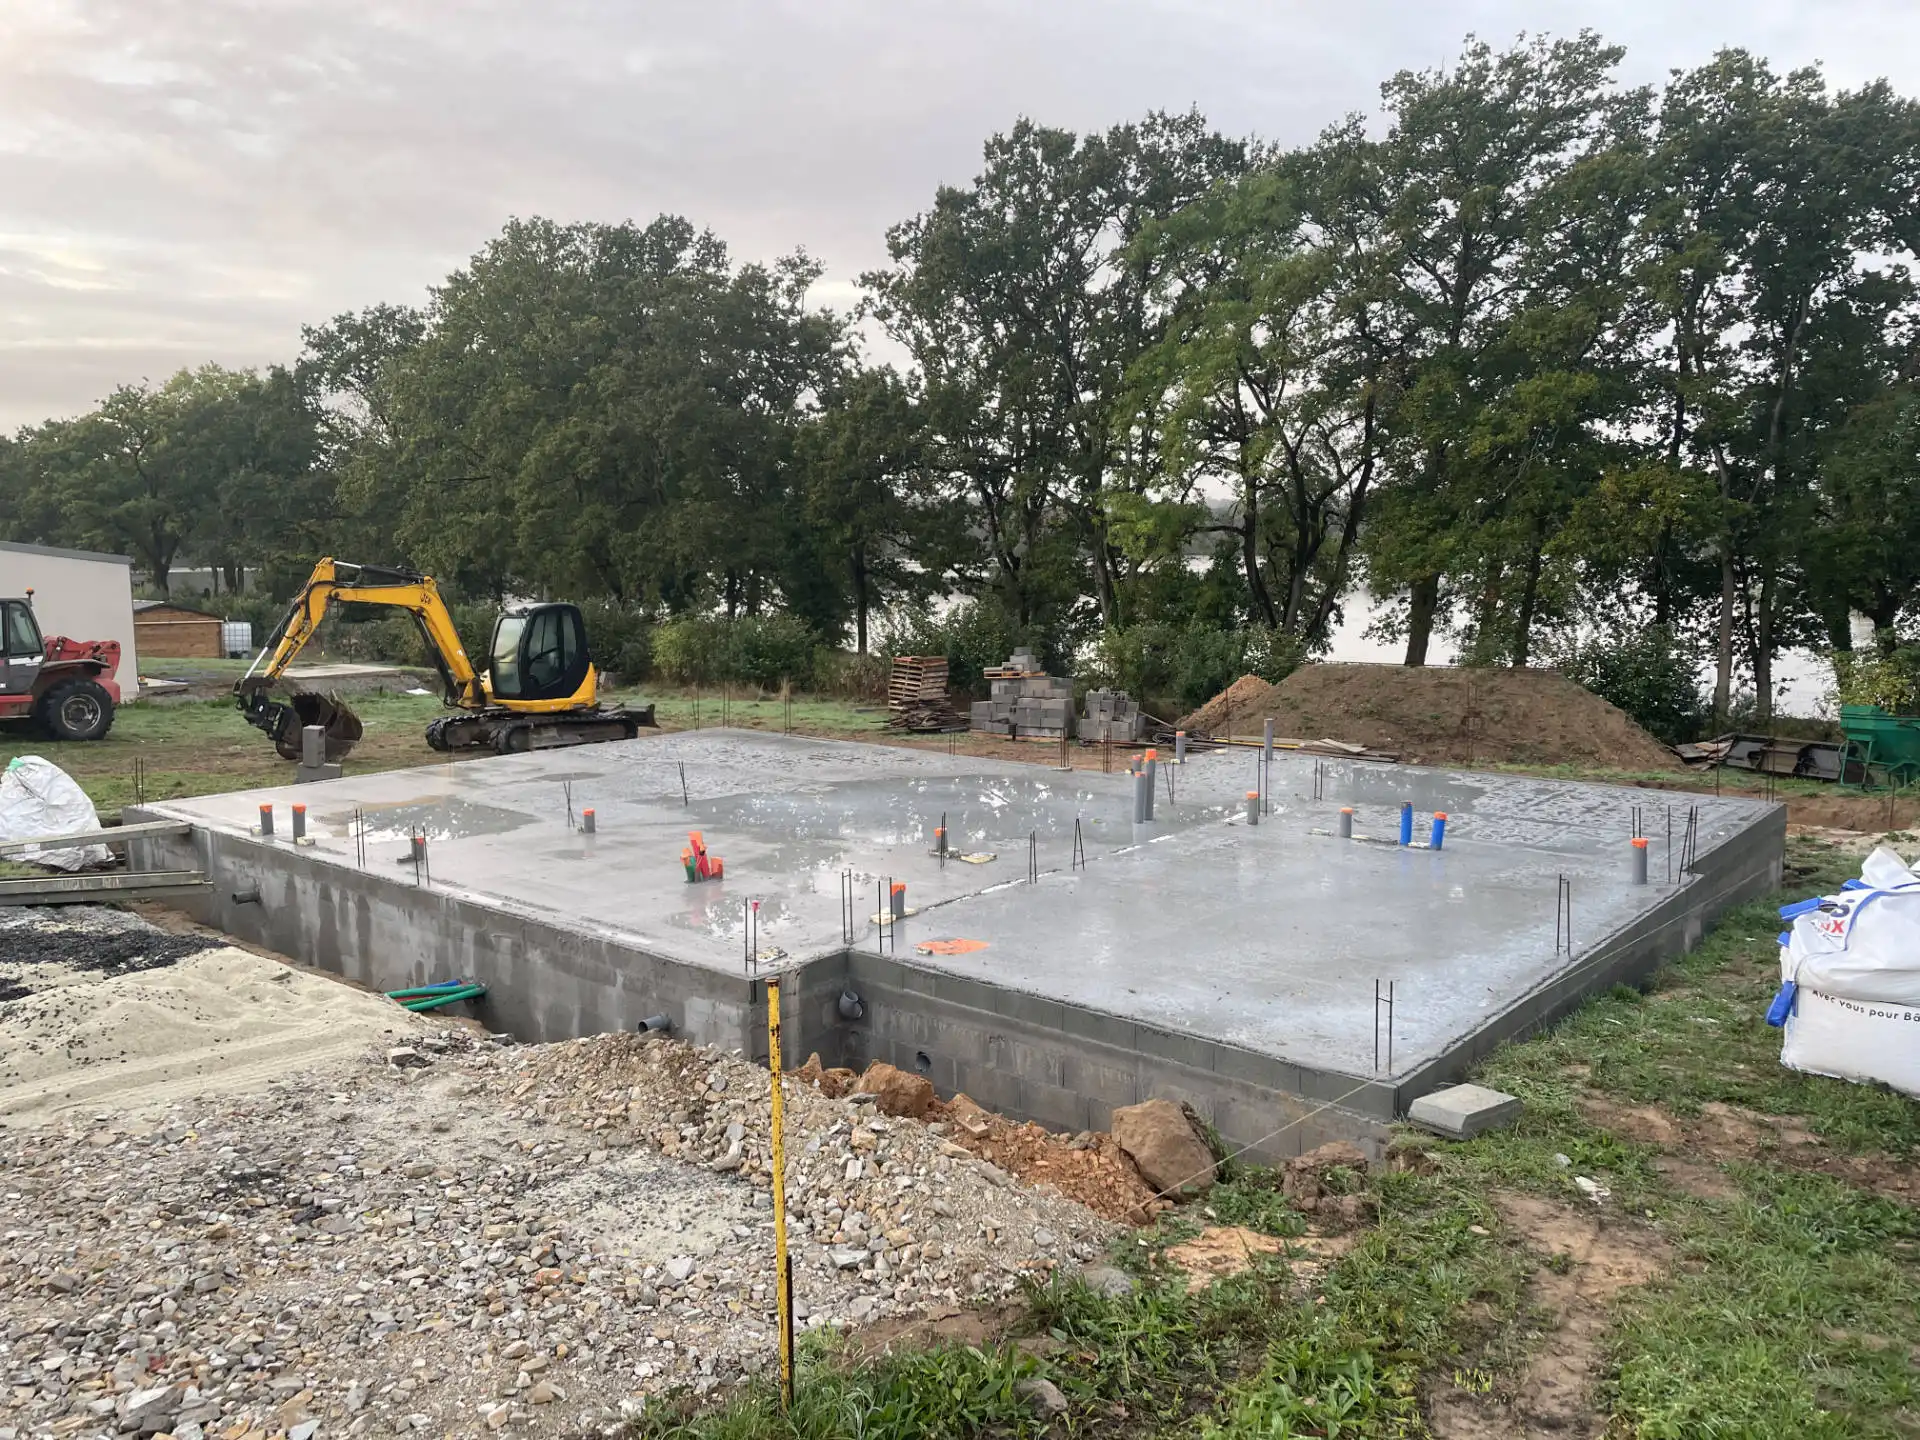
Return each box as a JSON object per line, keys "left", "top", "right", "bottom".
{"left": 0, "top": 756, "right": 110, "bottom": 871}
{"left": 1773, "top": 844, "right": 1920, "bottom": 1097}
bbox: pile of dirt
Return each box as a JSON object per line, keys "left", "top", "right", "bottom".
{"left": 931, "top": 1094, "right": 1163, "bottom": 1224}
{"left": 1180, "top": 664, "right": 1682, "bottom": 772}
{"left": 1176, "top": 674, "right": 1278, "bottom": 738}
{"left": 793, "top": 1056, "right": 1161, "bottom": 1224}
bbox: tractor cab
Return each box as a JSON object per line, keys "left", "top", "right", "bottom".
{"left": 0, "top": 596, "right": 45, "bottom": 699}
{"left": 0, "top": 591, "right": 119, "bottom": 740}
{"left": 487, "top": 602, "right": 595, "bottom": 704}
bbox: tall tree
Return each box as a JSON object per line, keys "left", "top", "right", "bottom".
{"left": 30, "top": 366, "right": 303, "bottom": 597}
{"left": 369, "top": 216, "right": 845, "bottom": 610}
{"left": 1646, "top": 54, "right": 1920, "bottom": 722}
{"left": 864, "top": 113, "right": 1246, "bottom": 635}
{"left": 798, "top": 368, "right": 959, "bottom": 654}
{"left": 1358, "top": 32, "right": 1632, "bottom": 665}
{"left": 1127, "top": 127, "right": 1395, "bottom": 649}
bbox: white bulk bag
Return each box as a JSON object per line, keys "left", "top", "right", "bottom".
{"left": 0, "top": 756, "right": 110, "bottom": 871}
{"left": 1771, "top": 846, "right": 1920, "bottom": 1097}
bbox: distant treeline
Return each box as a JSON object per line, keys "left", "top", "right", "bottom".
{"left": 4, "top": 33, "right": 1918, "bottom": 727}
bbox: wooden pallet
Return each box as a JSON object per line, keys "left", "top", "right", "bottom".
{"left": 888, "top": 656, "right": 950, "bottom": 709}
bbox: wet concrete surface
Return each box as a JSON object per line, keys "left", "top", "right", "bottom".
{"left": 151, "top": 730, "right": 1780, "bottom": 1082}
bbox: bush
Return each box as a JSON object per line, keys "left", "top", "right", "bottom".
{"left": 811, "top": 648, "right": 888, "bottom": 701}
{"left": 1550, "top": 626, "right": 1707, "bottom": 745}
{"left": 1830, "top": 646, "right": 1920, "bottom": 716}
{"left": 574, "top": 599, "right": 654, "bottom": 683}
{"left": 1086, "top": 623, "right": 1308, "bottom": 713}
{"left": 653, "top": 614, "right": 819, "bottom": 690}
{"left": 879, "top": 601, "right": 1063, "bottom": 695}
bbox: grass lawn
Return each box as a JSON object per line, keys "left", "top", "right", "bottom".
{"left": 0, "top": 692, "right": 463, "bottom": 813}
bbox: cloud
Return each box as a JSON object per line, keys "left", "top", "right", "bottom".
{"left": 2, "top": 0, "right": 1918, "bottom": 427}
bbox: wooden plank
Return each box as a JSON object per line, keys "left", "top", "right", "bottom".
{"left": 0, "top": 820, "right": 194, "bottom": 858}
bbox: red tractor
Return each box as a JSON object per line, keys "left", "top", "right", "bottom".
{"left": 0, "top": 590, "right": 120, "bottom": 741}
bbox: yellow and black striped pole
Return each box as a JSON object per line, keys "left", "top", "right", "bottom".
{"left": 765, "top": 975, "right": 795, "bottom": 1409}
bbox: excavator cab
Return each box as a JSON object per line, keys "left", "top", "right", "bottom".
{"left": 488, "top": 603, "right": 594, "bottom": 704}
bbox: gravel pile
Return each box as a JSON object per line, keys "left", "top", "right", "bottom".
{"left": 0, "top": 907, "right": 218, "bottom": 1002}
{"left": 0, "top": 1027, "right": 1116, "bottom": 1438}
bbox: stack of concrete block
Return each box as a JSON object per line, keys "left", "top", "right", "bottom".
{"left": 970, "top": 649, "right": 1075, "bottom": 739}
{"left": 1080, "top": 688, "right": 1144, "bottom": 744}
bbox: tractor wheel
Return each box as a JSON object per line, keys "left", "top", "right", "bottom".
{"left": 38, "top": 677, "right": 115, "bottom": 741}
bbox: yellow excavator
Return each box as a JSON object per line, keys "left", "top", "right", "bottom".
{"left": 236, "top": 558, "right": 655, "bottom": 761}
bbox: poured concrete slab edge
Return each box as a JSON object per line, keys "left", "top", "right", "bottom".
{"left": 124, "top": 791, "right": 1782, "bottom": 1162}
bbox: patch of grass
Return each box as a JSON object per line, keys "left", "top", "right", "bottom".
{"left": 1609, "top": 1167, "right": 1920, "bottom": 1439}
{"left": 643, "top": 692, "right": 889, "bottom": 736}
{"left": 1475, "top": 843, "right": 1920, "bottom": 1158}
{"left": 1201, "top": 1175, "right": 1308, "bottom": 1237}
{"left": 1, "top": 691, "right": 461, "bottom": 813}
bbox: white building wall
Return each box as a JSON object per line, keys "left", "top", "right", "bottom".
{"left": 0, "top": 542, "right": 139, "bottom": 696}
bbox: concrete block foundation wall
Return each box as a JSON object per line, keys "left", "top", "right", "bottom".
{"left": 127, "top": 794, "right": 1784, "bottom": 1163}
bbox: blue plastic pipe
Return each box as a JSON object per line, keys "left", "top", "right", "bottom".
{"left": 1399, "top": 802, "right": 1413, "bottom": 846}
{"left": 1430, "top": 812, "right": 1447, "bottom": 851}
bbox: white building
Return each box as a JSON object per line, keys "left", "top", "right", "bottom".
{"left": 0, "top": 541, "right": 140, "bottom": 696}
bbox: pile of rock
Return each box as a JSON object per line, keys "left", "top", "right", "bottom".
{"left": 0, "top": 1027, "right": 1116, "bottom": 1438}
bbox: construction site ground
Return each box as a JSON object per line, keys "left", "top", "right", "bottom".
{"left": 3, "top": 683, "right": 1920, "bottom": 1437}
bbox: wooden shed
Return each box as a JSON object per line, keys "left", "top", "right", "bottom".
{"left": 134, "top": 599, "right": 223, "bottom": 658}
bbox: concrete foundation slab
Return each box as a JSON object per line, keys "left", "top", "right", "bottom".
{"left": 132, "top": 730, "right": 1783, "bottom": 1159}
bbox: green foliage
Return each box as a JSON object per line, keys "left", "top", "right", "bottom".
{"left": 1201, "top": 1340, "right": 1417, "bottom": 1437}
{"left": 1087, "top": 624, "right": 1307, "bottom": 711}
{"left": 878, "top": 601, "right": 1053, "bottom": 695}
{"left": 1829, "top": 646, "right": 1920, "bottom": 716}
{"left": 653, "top": 615, "right": 820, "bottom": 690}
{"left": 1547, "top": 626, "right": 1709, "bottom": 744}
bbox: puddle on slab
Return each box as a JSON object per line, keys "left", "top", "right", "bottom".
{"left": 317, "top": 797, "right": 534, "bottom": 844}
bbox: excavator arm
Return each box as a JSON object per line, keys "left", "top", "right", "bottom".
{"left": 236, "top": 558, "right": 487, "bottom": 760}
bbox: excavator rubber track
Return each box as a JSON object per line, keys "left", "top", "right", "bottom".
{"left": 424, "top": 704, "right": 658, "bottom": 755}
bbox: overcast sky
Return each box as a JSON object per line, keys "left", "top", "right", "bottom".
{"left": 3, "top": 0, "right": 1918, "bottom": 431}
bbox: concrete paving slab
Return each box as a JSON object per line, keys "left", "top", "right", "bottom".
{"left": 1407, "top": 1082, "right": 1523, "bottom": 1139}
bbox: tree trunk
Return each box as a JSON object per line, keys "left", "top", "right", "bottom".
{"left": 1753, "top": 568, "right": 1775, "bottom": 728}
{"left": 1513, "top": 541, "right": 1544, "bottom": 670}
{"left": 1713, "top": 549, "right": 1735, "bottom": 727}
{"left": 851, "top": 542, "right": 869, "bottom": 655}
{"left": 1241, "top": 504, "right": 1278, "bottom": 629}
{"left": 1089, "top": 521, "right": 1120, "bottom": 630}
{"left": 1404, "top": 576, "right": 1439, "bottom": 667}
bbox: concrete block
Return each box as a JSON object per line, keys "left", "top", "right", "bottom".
{"left": 1407, "top": 1083, "right": 1521, "bottom": 1139}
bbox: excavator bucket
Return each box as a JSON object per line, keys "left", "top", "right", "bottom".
{"left": 277, "top": 691, "right": 364, "bottom": 762}
{"left": 257, "top": 691, "right": 363, "bottom": 762}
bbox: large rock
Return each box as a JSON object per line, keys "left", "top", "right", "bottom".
{"left": 1110, "top": 1099, "right": 1216, "bottom": 1197}
{"left": 854, "top": 1061, "right": 935, "bottom": 1119}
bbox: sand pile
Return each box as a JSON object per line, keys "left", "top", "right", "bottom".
{"left": 1179, "top": 664, "right": 1682, "bottom": 771}
{"left": 0, "top": 942, "right": 425, "bottom": 1125}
